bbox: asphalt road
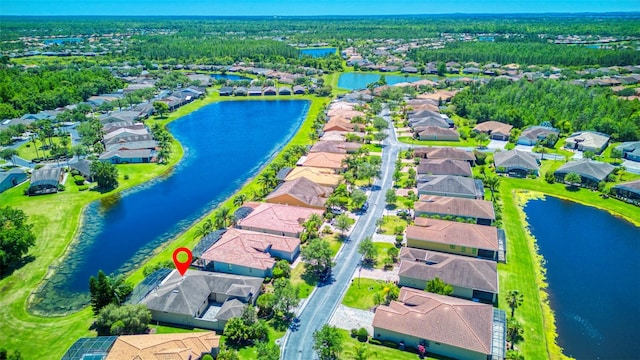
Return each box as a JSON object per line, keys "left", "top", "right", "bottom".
{"left": 281, "top": 109, "right": 408, "bottom": 360}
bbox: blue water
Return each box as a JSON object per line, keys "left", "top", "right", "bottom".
{"left": 31, "top": 100, "right": 309, "bottom": 314}
{"left": 299, "top": 47, "right": 336, "bottom": 58}
{"left": 211, "top": 74, "right": 251, "bottom": 81}
{"left": 525, "top": 196, "right": 640, "bottom": 359}
{"left": 43, "top": 38, "right": 83, "bottom": 44}
{"left": 337, "top": 72, "right": 431, "bottom": 90}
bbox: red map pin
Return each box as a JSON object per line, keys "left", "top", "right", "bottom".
{"left": 172, "top": 247, "right": 193, "bottom": 276}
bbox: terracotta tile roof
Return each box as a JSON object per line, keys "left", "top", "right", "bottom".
{"left": 327, "top": 109, "right": 365, "bottom": 119}
{"left": 323, "top": 117, "right": 355, "bottom": 132}
{"left": 417, "top": 158, "right": 473, "bottom": 177}
{"left": 105, "top": 332, "right": 220, "bottom": 360}
{"left": 473, "top": 121, "right": 513, "bottom": 136}
{"left": 300, "top": 152, "right": 347, "bottom": 171}
{"left": 236, "top": 202, "right": 324, "bottom": 236}
{"left": 415, "top": 195, "right": 495, "bottom": 220}
{"left": 201, "top": 228, "right": 299, "bottom": 270}
{"left": 373, "top": 288, "right": 494, "bottom": 355}
{"left": 266, "top": 177, "right": 332, "bottom": 209}
{"left": 284, "top": 167, "right": 342, "bottom": 187}
{"left": 398, "top": 248, "right": 498, "bottom": 293}
{"left": 310, "top": 140, "right": 361, "bottom": 154}
{"left": 320, "top": 131, "right": 348, "bottom": 142}
{"left": 414, "top": 147, "right": 476, "bottom": 162}
{"left": 407, "top": 218, "right": 499, "bottom": 251}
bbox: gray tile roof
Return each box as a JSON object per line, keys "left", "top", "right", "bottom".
{"left": 417, "top": 158, "right": 473, "bottom": 177}
{"left": 555, "top": 159, "right": 615, "bottom": 182}
{"left": 415, "top": 195, "right": 495, "bottom": 220}
{"left": 30, "top": 167, "right": 61, "bottom": 187}
{"left": 418, "top": 175, "right": 483, "bottom": 199}
{"left": 493, "top": 150, "right": 539, "bottom": 171}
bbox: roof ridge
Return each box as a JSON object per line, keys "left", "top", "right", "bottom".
{"left": 449, "top": 303, "right": 491, "bottom": 353}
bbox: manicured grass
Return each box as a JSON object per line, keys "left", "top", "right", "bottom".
{"left": 17, "top": 136, "right": 66, "bottom": 160}
{"left": 153, "top": 323, "right": 208, "bottom": 334}
{"left": 378, "top": 215, "right": 408, "bottom": 235}
{"left": 341, "top": 278, "right": 395, "bottom": 310}
{"left": 290, "top": 261, "right": 315, "bottom": 299}
{"left": 397, "top": 136, "right": 478, "bottom": 147}
{"left": 337, "top": 329, "right": 448, "bottom": 360}
{"left": 372, "top": 242, "right": 394, "bottom": 269}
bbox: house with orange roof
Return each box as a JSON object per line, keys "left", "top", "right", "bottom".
{"left": 323, "top": 117, "right": 355, "bottom": 132}
{"left": 266, "top": 177, "right": 332, "bottom": 209}
{"left": 372, "top": 288, "right": 506, "bottom": 360}
{"left": 284, "top": 166, "right": 342, "bottom": 188}
{"left": 236, "top": 202, "right": 324, "bottom": 237}
{"left": 299, "top": 152, "right": 347, "bottom": 173}
{"left": 406, "top": 218, "right": 501, "bottom": 261}
{"left": 201, "top": 228, "right": 300, "bottom": 277}
{"left": 105, "top": 332, "right": 220, "bottom": 360}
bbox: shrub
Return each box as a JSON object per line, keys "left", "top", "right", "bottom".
{"left": 73, "top": 175, "right": 85, "bottom": 185}
{"left": 202, "top": 355, "right": 214, "bottom": 360}
{"left": 382, "top": 340, "right": 399, "bottom": 349}
{"left": 124, "top": 174, "right": 130, "bottom": 180}
{"left": 357, "top": 328, "right": 369, "bottom": 342}
{"left": 70, "top": 169, "right": 80, "bottom": 176}
{"left": 544, "top": 172, "right": 555, "bottom": 184}
{"left": 58, "top": 184, "right": 65, "bottom": 191}
{"left": 78, "top": 185, "right": 89, "bottom": 191}
{"left": 474, "top": 150, "right": 488, "bottom": 165}
{"left": 351, "top": 328, "right": 358, "bottom": 338}
{"left": 369, "top": 339, "right": 382, "bottom": 346}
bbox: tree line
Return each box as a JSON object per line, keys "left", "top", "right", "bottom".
{"left": 452, "top": 78, "right": 640, "bottom": 141}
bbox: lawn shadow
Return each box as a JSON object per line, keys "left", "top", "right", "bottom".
{"left": 0, "top": 254, "right": 35, "bottom": 280}
{"left": 565, "top": 185, "right": 581, "bottom": 192}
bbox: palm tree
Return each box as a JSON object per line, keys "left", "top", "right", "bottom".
{"left": 214, "top": 207, "right": 232, "bottom": 228}
{"left": 30, "top": 134, "right": 40, "bottom": 159}
{"left": 506, "top": 318, "right": 524, "bottom": 350}
{"left": 353, "top": 343, "right": 375, "bottom": 360}
{"left": 233, "top": 194, "right": 247, "bottom": 206}
{"left": 1, "top": 148, "right": 18, "bottom": 166}
{"left": 506, "top": 290, "right": 524, "bottom": 318}
{"left": 193, "top": 219, "right": 214, "bottom": 239}
{"left": 484, "top": 175, "right": 501, "bottom": 202}
{"left": 476, "top": 132, "right": 490, "bottom": 148}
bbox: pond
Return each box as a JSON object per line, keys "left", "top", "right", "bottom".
{"left": 299, "top": 47, "right": 337, "bottom": 58}
{"left": 337, "top": 72, "right": 433, "bottom": 90}
{"left": 524, "top": 196, "right": 640, "bottom": 359}
{"left": 31, "top": 100, "right": 309, "bottom": 315}
{"left": 43, "top": 38, "right": 83, "bottom": 45}
{"left": 210, "top": 73, "right": 251, "bottom": 81}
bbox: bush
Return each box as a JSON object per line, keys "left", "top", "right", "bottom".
{"left": 369, "top": 339, "right": 382, "bottom": 346}
{"left": 78, "top": 185, "right": 89, "bottom": 191}
{"left": 58, "top": 184, "right": 65, "bottom": 191}
{"left": 382, "top": 340, "right": 399, "bottom": 349}
{"left": 201, "top": 355, "right": 213, "bottom": 360}
{"left": 357, "top": 328, "right": 369, "bottom": 342}
{"left": 124, "top": 174, "right": 130, "bottom": 180}
{"left": 351, "top": 328, "right": 358, "bottom": 338}
{"left": 544, "top": 172, "right": 555, "bottom": 184}
{"left": 474, "top": 150, "right": 488, "bottom": 165}
{"left": 70, "top": 169, "right": 80, "bottom": 176}
{"left": 73, "top": 175, "right": 85, "bottom": 185}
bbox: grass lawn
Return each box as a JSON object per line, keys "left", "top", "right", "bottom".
{"left": 17, "top": 136, "right": 66, "bottom": 160}
{"left": 378, "top": 215, "right": 408, "bottom": 235}
{"left": 337, "top": 329, "right": 448, "bottom": 360}
{"left": 397, "top": 136, "right": 478, "bottom": 148}
{"left": 323, "top": 233, "right": 345, "bottom": 258}
{"left": 290, "top": 261, "right": 316, "bottom": 299}
{"left": 341, "top": 278, "right": 391, "bottom": 310}
{"left": 372, "top": 242, "right": 394, "bottom": 269}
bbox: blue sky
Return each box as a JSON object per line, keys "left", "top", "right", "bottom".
{"left": 2, "top": 0, "right": 639, "bottom": 16}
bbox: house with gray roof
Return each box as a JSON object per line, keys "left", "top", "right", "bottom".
{"left": 408, "top": 116, "right": 450, "bottom": 130}
{"left": 611, "top": 179, "right": 640, "bottom": 205}
{"left": 554, "top": 159, "right": 615, "bottom": 188}
{"left": 564, "top": 131, "right": 610, "bottom": 154}
{"left": 517, "top": 126, "right": 560, "bottom": 146}
{"left": 615, "top": 141, "right": 640, "bottom": 162}
{"left": 398, "top": 247, "right": 498, "bottom": 303}
{"left": 415, "top": 195, "right": 495, "bottom": 225}
{"left": 0, "top": 169, "right": 27, "bottom": 193}
{"left": 69, "top": 159, "right": 94, "bottom": 182}
{"left": 138, "top": 269, "right": 263, "bottom": 331}
{"left": 417, "top": 158, "right": 472, "bottom": 177}
{"left": 414, "top": 147, "right": 476, "bottom": 164}
{"left": 99, "top": 149, "right": 155, "bottom": 164}
{"left": 417, "top": 126, "right": 460, "bottom": 141}
{"left": 493, "top": 150, "right": 540, "bottom": 177}
{"left": 28, "top": 167, "right": 62, "bottom": 195}
{"left": 417, "top": 175, "right": 484, "bottom": 200}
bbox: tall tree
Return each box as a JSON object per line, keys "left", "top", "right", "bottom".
{"left": 358, "top": 237, "right": 378, "bottom": 266}
{"left": 334, "top": 213, "right": 354, "bottom": 237}
{"left": 484, "top": 175, "right": 501, "bottom": 202}
{"left": 272, "top": 278, "right": 299, "bottom": 318}
{"left": 0, "top": 148, "right": 18, "bottom": 166}
{"left": 313, "top": 325, "right": 343, "bottom": 360}
{"left": 90, "top": 161, "right": 119, "bottom": 189}
{"left": 0, "top": 206, "right": 36, "bottom": 275}
{"left": 564, "top": 172, "right": 582, "bottom": 188}
{"left": 89, "top": 270, "right": 133, "bottom": 315}
{"left": 425, "top": 277, "right": 454, "bottom": 295}
{"left": 301, "top": 238, "right": 332, "bottom": 281}
{"left": 95, "top": 303, "right": 151, "bottom": 336}
{"left": 193, "top": 218, "right": 214, "bottom": 240}
{"left": 507, "top": 318, "right": 525, "bottom": 350}
{"left": 153, "top": 101, "right": 169, "bottom": 117}
{"left": 506, "top": 289, "right": 524, "bottom": 318}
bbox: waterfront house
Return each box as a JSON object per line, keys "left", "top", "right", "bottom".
{"left": 417, "top": 158, "right": 473, "bottom": 177}
{"left": 105, "top": 332, "right": 220, "bottom": 360}
{"left": 564, "top": 131, "right": 610, "bottom": 154}
{"left": 493, "top": 150, "right": 540, "bottom": 177}
{"left": 472, "top": 121, "right": 513, "bottom": 141}
{"left": 139, "top": 270, "right": 263, "bottom": 332}
{"left": 299, "top": 152, "right": 347, "bottom": 173}
{"left": 218, "top": 86, "right": 233, "bottom": 96}
{"left": 611, "top": 179, "right": 640, "bottom": 205}
{"left": 406, "top": 218, "right": 500, "bottom": 261}
{"left": 0, "top": 169, "right": 27, "bottom": 193}
{"left": 263, "top": 86, "right": 277, "bottom": 96}
{"left": 284, "top": 166, "right": 342, "bottom": 188}
{"left": 309, "top": 140, "right": 361, "bottom": 154}
{"left": 99, "top": 149, "right": 155, "bottom": 164}
{"left": 248, "top": 86, "right": 263, "bottom": 96}
{"left": 615, "top": 141, "right": 640, "bottom": 162}
{"left": 265, "top": 177, "right": 332, "bottom": 209}
{"left": 293, "top": 85, "right": 306, "bottom": 95}
{"left": 278, "top": 87, "right": 292, "bottom": 95}
{"left": 398, "top": 247, "right": 498, "bottom": 303}
{"left": 233, "top": 87, "right": 247, "bottom": 96}
{"left": 414, "top": 147, "right": 476, "bottom": 164}
{"left": 417, "top": 126, "right": 460, "bottom": 141}
{"left": 372, "top": 288, "right": 506, "bottom": 360}
{"left": 235, "top": 202, "right": 324, "bottom": 237}
{"left": 417, "top": 175, "right": 484, "bottom": 200}
{"left": 554, "top": 159, "right": 615, "bottom": 188}
{"left": 517, "top": 125, "right": 560, "bottom": 146}
{"left": 69, "top": 159, "right": 94, "bottom": 182}
{"left": 200, "top": 228, "right": 300, "bottom": 277}
{"left": 323, "top": 118, "right": 355, "bottom": 132}
{"left": 414, "top": 195, "right": 495, "bottom": 225}
{"left": 28, "top": 167, "right": 62, "bottom": 195}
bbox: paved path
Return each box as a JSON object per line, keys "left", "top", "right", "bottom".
{"left": 281, "top": 108, "right": 408, "bottom": 360}
{"left": 328, "top": 304, "right": 375, "bottom": 335}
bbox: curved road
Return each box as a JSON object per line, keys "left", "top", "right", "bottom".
{"left": 281, "top": 109, "right": 408, "bottom": 359}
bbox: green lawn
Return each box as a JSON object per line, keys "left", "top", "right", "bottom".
{"left": 337, "top": 329, "right": 451, "bottom": 360}
{"left": 378, "top": 215, "right": 408, "bottom": 235}
{"left": 372, "top": 242, "right": 394, "bottom": 269}
{"left": 341, "top": 278, "right": 389, "bottom": 310}
{"left": 17, "top": 136, "right": 67, "bottom": 160}
{"left": 397, "top": 136, "right": 478, "bottom": 147}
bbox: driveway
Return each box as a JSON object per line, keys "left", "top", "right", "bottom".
{"left": 328, "top": 304, "right": 375, "bottom": 335}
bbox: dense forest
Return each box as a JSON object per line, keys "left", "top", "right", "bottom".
{"left": 452, "top": 79, "right": 640, "bottom": 141}
{"left": 409, "top": 42, "right": 640, "bottom": 67}
{"left": 0, "top": 65, "right": 124, "bottom": 118}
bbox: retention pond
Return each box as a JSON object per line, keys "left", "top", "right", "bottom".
{"left": 31, "top": 100, "right": 309, "bottom": 314}
{"left": 524, "top": 196, "right": 640, "bottom": 359}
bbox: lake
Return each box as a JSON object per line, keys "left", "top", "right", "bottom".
{"left": 337, "top": 72, "right": 432, "bottom": 90}
{"left": 43, "top": 38, "right": 83, "bottom": 45}
{"left": 525, "top": 196, "right": 640, "bottom": 359}
{"left": 299, "top": 47, "right": 336, "bottom": 58}
{"left": 210, "top": 73, "right": 251, "bottom": 81}
{"left": 31, "top": 100, "right": 309, "bottom": 314}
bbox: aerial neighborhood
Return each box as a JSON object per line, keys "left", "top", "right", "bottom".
{"left": 0, "top": 13, "right": 639, "bottom": 360}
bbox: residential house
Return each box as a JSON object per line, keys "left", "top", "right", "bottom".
{"left": 410, "top": 117, "right": 451, "bottom": 131}
{"left": 235, "top": 202, "right": 324, "bottom": 237}
{"left": 398, "top": 248, "right": 498, "bottom": 303}
{"left": 299, "top": 152, "right": 347, "bottom": 173}
{"left": 615, "top": 141, "right": 640, "bottom": 162}
{"left": 414, "top": 195, "right": 495, "bottom": 225}
{"left": 611, "top": 179, "right": 640, "bottom": 205}
{"left": 406, "top": 218, "right": 500, "bottom": 261}
{"left": 493, "top": 150, "right": 540, "bottom": 177}
{"left": 105, "top": 139, "right": 158, "bottom": 153}
{"left": 309, "top": 140, "right": 361, "bottom": 154}
{"left": 472, "top": 121, "right": 513, "bottom": 141}
{"left": 417, "top": 175, "right": 484, "bottom": 200}
{"left": 263, "top": 86, "right": 277, "bottom": 96}
{"left": 293, "top": 85, "right": 306, "bottom": 95}
{"left": 105, "top": 332, "right": 220, "bottom": 360}
{"left": 266, "top": 177, "right": 332, "bottom": 209}
{"left": 372, "top": 288, "right": 506, "bottom": 360}
{"left": 99, "top": 149, "right": 155, "bottom": 164}
{"left": 278, "top": 87, "right": 292, "bottom": 95}
{"left": 248, "top": 86, "right": 263, "bottom": 96}
{"left": 564, "top": 131, "right": 610, "bottom": 154}
{"left": 233, "top": 87, "right": 248, "bottom": 96}
{"left": 28, "top": 167, "right": 62, "bottom": 195}
{"left": 517, "top": 126, "right": 560, "bottom": 146}
{"left": 0, "top": 169, "right": 27, "bottom": 193}
{"left": 69, "top": 159, "right": 94, "bottom": 182}
{"left": 320, "top": 131, "right": 347, "bottom": 142}
{"left": 219, "top": 86, "right": 233, "bottom": 96}
{"left": 284, "top": 166, "right": 342, "bottom": 188}
{"left": 103, "top": 134, "right": 154, "bottom": 146}
{"left": 417, "top": 159, "right": 472, "bottom": 177}
{"left": 417, "top": 126, "right": 460, "bottom": 141}
{"left": 103, "top": 128, "right": 149, "bottom": 141}
{"left": 554, "top": 159, "right": 615, "bottom": 188}
{"left": 323, "top": 118, "right": 355, "bottom": 133}
{"left": 139, "top": 270, "right": 263, "bottom": 332}
{"left": 200, "top": 228, "right": 300, "bottom": 277}
{"left": 414, "top": 147, "right": 476, "bottom": 165}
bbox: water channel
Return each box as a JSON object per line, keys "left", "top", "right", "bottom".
{"left": 337, "top": 72, "right": 437, "bottom": 90}
{"left": 31, "top": 100, "right": 309, "bottom": 314}
{"left": 524, "top": 196, "right": 640, "bottom": 359}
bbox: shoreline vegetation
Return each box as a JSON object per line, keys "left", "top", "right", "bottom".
{"left": 1, "top": 77, "right": 639, "bottom": 359}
